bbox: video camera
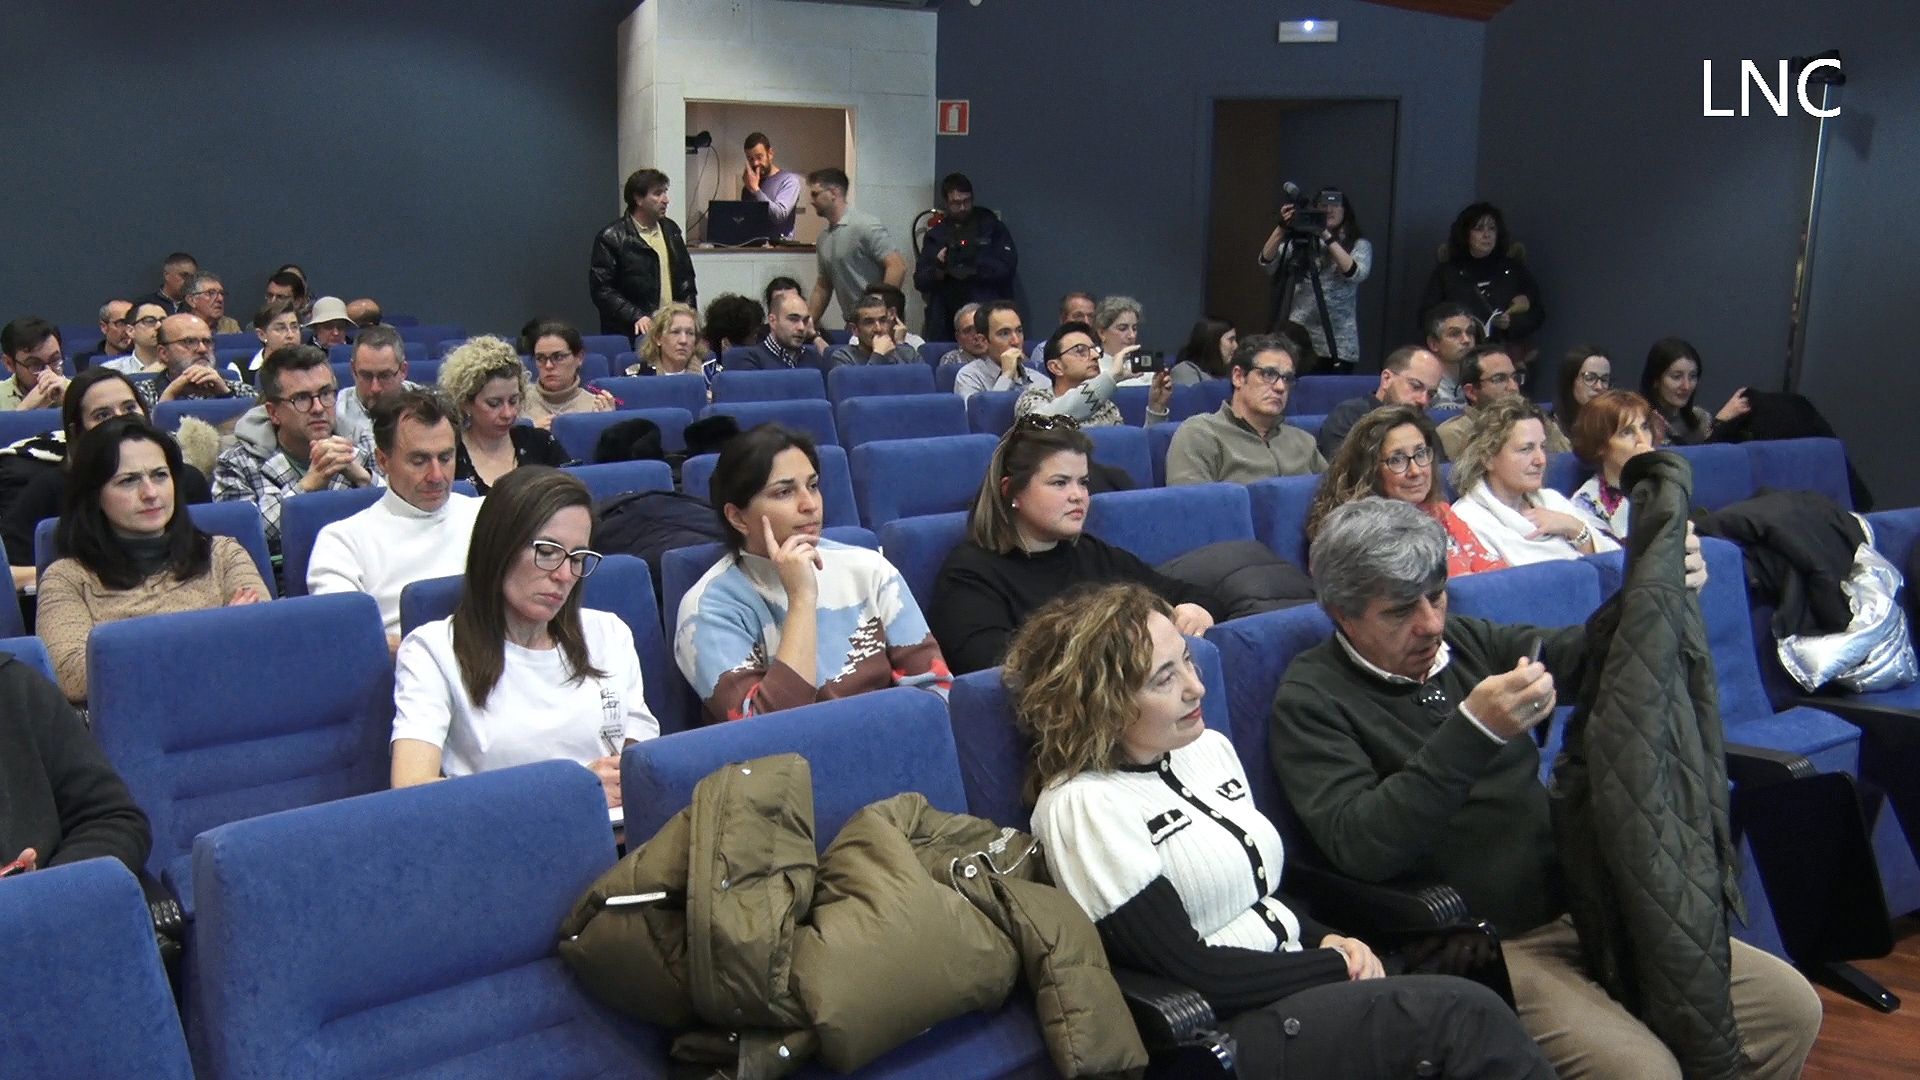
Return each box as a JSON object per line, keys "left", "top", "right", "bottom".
{"left": 1279, "top": 181, "right": 1330, "bottom": 241}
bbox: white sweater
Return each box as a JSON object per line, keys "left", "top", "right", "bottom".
{"left": 307, "top": 489, "right": 483, "bottom": 633}
{"left": 391, "top": 609, "right": 659, "bottom": 779}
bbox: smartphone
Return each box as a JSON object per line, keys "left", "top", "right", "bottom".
{"left": 0, "top": 856, "right": 32, "bottom": 878}
{"left": 1527, "top": 637, "right": 1543, "bottom": 665}
{"left": 1127, "top": 350, "right": 1165, "bottom": 375}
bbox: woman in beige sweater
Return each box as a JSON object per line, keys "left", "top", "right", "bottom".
{"left": 37, "top": 417, "right": 265, "bottom": 703}
{"left": 520, "top": 320, "right": 616, "bottom": 427}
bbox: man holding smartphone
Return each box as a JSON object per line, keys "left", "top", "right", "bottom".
{"left": 1014, "top": 321, "right": 1171, "bottom": 429}
{"left": 1166, "top": 334, "right": 1324, "bottom": 485}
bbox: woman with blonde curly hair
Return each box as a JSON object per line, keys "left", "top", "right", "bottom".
{"left": 1304, "top": 405, "right": 1505, "bottom": 578}
{"left": 624, "top": 301, "right": 713, "bottom": 388}
{"left": 1450, "top": 396, "right": 1618, "bottom": 566}
{"left": 1005, "top": 583, "right": 1553, "bottom": 1080}
{"left": 438, "top": 335, "right": 569, "bottom": 494}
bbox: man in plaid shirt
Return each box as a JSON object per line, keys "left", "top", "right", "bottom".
{"left": 214, "top": 344, "right": 375, "bottom": 554}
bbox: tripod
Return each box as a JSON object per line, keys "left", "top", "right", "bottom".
{"left": 1268, "top": 234, "right": 1345, "bottom": 373}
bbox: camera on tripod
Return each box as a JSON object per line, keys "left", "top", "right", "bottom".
{"left": 1278, "top": 181, "right": 1330, "bottom": 240}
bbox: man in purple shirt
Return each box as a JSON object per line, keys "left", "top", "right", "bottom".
{"left": 742, "top": 132, "right": 805, "bottom": 239}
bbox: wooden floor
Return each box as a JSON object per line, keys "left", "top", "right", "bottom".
{"left": 1803, "top": 917, "right": 1920, "bottom": 1078}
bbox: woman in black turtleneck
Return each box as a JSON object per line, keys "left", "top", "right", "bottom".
{"left": 928, "top": 416, "right": 1220, "bottom": 675}
{"left": 1420, "top": 202, "right": 1544, "bottom": 349}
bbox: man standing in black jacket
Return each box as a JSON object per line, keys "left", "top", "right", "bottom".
{"left": 589, "top": 168, "right": 697, "bottom": 340}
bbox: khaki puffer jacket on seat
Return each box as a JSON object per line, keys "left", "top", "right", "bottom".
{"left": 559, "top": 752, "right": 1147, "bottom": 1079}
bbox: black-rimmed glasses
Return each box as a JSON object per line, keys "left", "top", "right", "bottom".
{"left": 1382, "top": 445, "right": 1434, "bottom": 474}
{"left": 531, "top": 540, "right": 602, "bottom": 577}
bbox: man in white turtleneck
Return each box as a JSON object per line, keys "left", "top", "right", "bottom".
{"left": 307, "top": 387, "right": 482, "bottom": 651}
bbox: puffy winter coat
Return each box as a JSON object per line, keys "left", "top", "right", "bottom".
{"left": 1551, "top": 451, "right": 1745, "bottom": 1080}
{"left": 588, "top": 214, "right": 697, "bottom": 336}
{"left": 559, "top": 753, "right": 1147, "bottom": 1078}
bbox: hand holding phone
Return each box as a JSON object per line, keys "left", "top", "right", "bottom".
{"left": 1, "top": 848, "right": 39, "bottom": 878}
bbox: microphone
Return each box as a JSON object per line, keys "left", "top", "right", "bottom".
{"left": 1282, "top": 181, "right": 1301, "bottom": 199}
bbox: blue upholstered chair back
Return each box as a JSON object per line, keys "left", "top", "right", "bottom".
{"left": 1247, "top": 473, "right": 1321, "bottom": 569}
{"left": 711, "top": 367, "right": 826, "bottom": 403}
{"left": 947, "top": 637, "right": 1233, "bottom": 833}
{"left": 1085, "top": 482, "right": 1254, "bottom": 565}
{"left": 1745, "top": 437, "right": 1852, "bottom": 509}
{"left": 966, "top": 389, "right": 1020, "bottom": 435}
{"left": 279, "top": 486, "right": 384, "bottom": 597}
{"left": 1290, "top": 375, "right": 1375, "bottom": 415}
{"left": 35, "top": 500, "right": 278, "bottom": 596}
{"left": 397, "top": 555, "right": 692, "bottom": 735}
{"left": 1289, "top": 413, "right": 1325, "bottom": 437}
{"left": 0, "top": 859, "right": 193, "bottom": 1080}
{"left": 835, "top": 393, "right": 968, "bottom": 448}
{"left": 0, "top": 634, "right": 53, "bottom": 680}
{"left": 554, "top": 407, "right": 693, "bottom": 461}
{"left": 702, "top": 399, "right": 838, "bottom": 448}
{"left": 659, "top": 527, "right": 880, "bottom": 643}
{"left": 566, "top": 459, "right": 674, "bottom": 502}
{"left": 681, "top": 443, "right": 860, "bottom": 529}
{"left": 1543, "top": 451, "right": 1588, "bottom": 496}
{"left": 1148, "top": 423, "right": 1177, "bottom": 485}
{"left": 1204, "top": 604, "right": 1337, "bottom": 821}
{"left": 589, "top": 373, "right": 708, "bottom": 416}
{"left": 935, "top": 360, "right": 962, "bottom": 393}
{"left": 1446, "top": 559, "right": 1603, "bottom": 629}
{"left": 1195, "top": 378, "right": 1233, "bottom": 414}
{"left": 581, "top": 334, "right": 631, "bottom": 358}
{"left": 919, "top": 341, "right": 956, "bottom": 366}
{"left": 1670, "top": 443, "right": 1755, "bottom": 511}
{"left": 851, "top": 433, "right": 1000, "bottom": 529}
{"left": 190, "top": 761, "right": 663, "bottom": 1079}
{"left": 400, "top": 323, "right": 466, "bottom": 347}
{"left": 88, "top": 592, "right": 393, "bottom": 911}
{"left": 0, "top": 408, "right": 61, "bottom": 448}
{"left": 1083, "top": 425, "right": 1154, "bottom": 489}
{"left": 878, "top": 510, "right": 969, "bottom": 613}
{"left": 827, "top": 362, "right": 935, "bottom": 404}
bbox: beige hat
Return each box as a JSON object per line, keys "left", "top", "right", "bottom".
{"left": 304, "top": 296, "right": 352, "bottom": 327}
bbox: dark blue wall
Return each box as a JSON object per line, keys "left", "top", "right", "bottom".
{"left": 1479, "top": 0, "right": 1920, "bottom": 506}
{"left": 0, "top": 0, "right": 623, "bottom": 336}
{"left": 933, "top": 0, "right": 1487, "bottom": 357}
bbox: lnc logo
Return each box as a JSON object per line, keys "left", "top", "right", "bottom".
{"left": 1703, "top": 59, "right": 1843, "bottom": 117}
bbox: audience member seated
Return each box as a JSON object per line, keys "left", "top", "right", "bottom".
{"left": 1551, "top": 344, "right": 1611, "bottom": 434}
{"left": 740, "top": 131, "right": 804, "bottom": 238}
{"left": 214, "top": 344, "right": 373, "bottom": 553}
{"left": 952, "top": 300, "right": 1040, "bottom": 402}
{"left": 930, "top": 417, "right": 1216, "bottom": 674}
{"left": 1317, "top": 345, "right": 1445, "bottom": 460}
{"left": 438, "top": 335, "right": 569, "bottom": 494}
{"left": 591, "top": 167, "right": 697, "bottom": 338}
{"left": 73, "top": 300, "right": 134, "bottom": 371}
{"left": 262, "top": 268, "right": 308, "bottom": 313}
{"left": 391, "top": 466, "right": 657, "bottom": 807}
{"left": 1094, "top": 295, "right": 1145, "bottom": 379}
{"left": 1449, "top": 396, "right": 1617, "bottom": 566}
{"left": 345, "top": 297, "right": 382, "bottom": 327}
{"left": 1010, "top": 583, "right": 1555, "bottom": 1080}
{"left": 140, "top": 313, "right": 255, "bottom": 408}
{"left": 308, "top": 389, "right": 483, "bottom": 651}
{"left": 675, "top": 424, "right": 949, "bottom": 722}
{"left": 702, "top": 293, "right": 765, "bottom": 356}
{"left": 623, "top": 301, "right": 712, "bottom": 387}
{"left": 1435, "top": 344, "right": 1569, "bottom": 461}
{"left": 827, "top": 293, "right": 919, "bottom": 366}
{"left": 860, "top": 282, "right": 925, "bottom": 349}
{"left": 1641, "top": 337, "right": 1749, "bottom": 446}
{"left": 1171, "top": 316, "right": 1235, "bottom": 387}
{"left": 3, "top": 368, "right": 213, "bottom": 590}
{"left": 934, "top": 301, "right": 985, "bottom": 368}
{"left": 521, "top": 320, "right": 616, "bottom": 427}
{"left": 1028, "top": 290, "right": 1097, "bottom": 367}
{"left": 725, "top": 289, "right": 828, "bottom": 373}
{"left": 138, "top": 251, "right": 197, "bottom": 316}
{"left": 244, "top": 299, "right": 304, "bottom": 385}
{"left": 303, "top": 296, "right": 355, "bottom": 350}
{"left": 182, "top": 270, "right": 240, "bottom": 335}
{"left": 1568, "top": 389, "right": 1656, "bottom": 546}
{"left": 101, "top": 302, "right": 168, "bottom": 375}
{"left": 0, "top": 317, "right": 70, "bottom": 412}
{"left": 0, "top": 648, "right": 150, "bottom": 878}
{"left": 1016, "top": 322, "right": 1170, "bottom": 428}
{"left": 39, "top": 418, "right": 266, "bottom": 702}
{"left": 1421, "top": 302, "right": 1482, "bottom": 408}
{"left": 1166, "top": 333, "right": 1324, "bottom": 485}
{"left": 1306, "top": 405, "right": 1506, "bottom": 578}
{"left": 332, "top": 324, "right": 416, "bottom": 444}
{"left": 1271, "top": 498, "right": 1804, "bottom": 1078}
{"left": 913, "top": 172, "right": 1017, "bottom": 340}
{"left": 1420, "top": 202, "right": 1543, "bottom": 352}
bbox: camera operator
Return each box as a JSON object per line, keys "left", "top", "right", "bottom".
{"left": 1257, "top": 186, "right": 1372, "bottom": 371}
{"left": 914, "top": 173, "right": 1018, "bottom": 341}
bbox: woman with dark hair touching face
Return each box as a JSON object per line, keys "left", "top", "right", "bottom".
{"left": 1639, "top": 338, "right": 1749, "bottom": 446}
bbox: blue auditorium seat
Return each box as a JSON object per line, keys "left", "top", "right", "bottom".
{"left": 966, "top": 389, "right": 1020, "bottom": 435}
{"left": 1745, "top": 436, "right": 1852, "bottom": 509}
{"left": 154, "top": 397, "right": 255, "bottom": 432}
{"left": 581, "top": 333, "right": 630, "bottom": 358}
{"left": 403, "top": 357, "right": 443, "bottom": 386}
{"left": 1670, "top": 443, "right": 1754, "bottom": 511}
{"left": 89, "top": 593, "right": 392, "bottom": 915}
{"left": 659, "top": 527, "right": 878, "bottom": 641}
{"left": 1289, "top": 374, "right": 1375, "bottom": 415}
{"left": 0, "top": 634, "right": 50, "bottom": 677}
{"left": 589, "top": 373, "right": 707, "bottom": 415}
{"left": 827, "top": 362, "right": 935, "bottom": 404}
{"left": 1248, "top": 474, "right": 1321, "bottom": 568}
{"left": 190, "top": 761, "right": 664, "bottom": 1079}
{"left": 0, "top": 408, "right": 59, "bottom": 449}
{"left": 1203, "top": 604, "right": 1336, "bottom": 820}
{"left": 935, "top": 360, "right": 963, "bottom": 394}
{"left": 35, "top": 501, "right": 278, "bottom": 596}
{"left": 329, "top": 341, "right": 427, "bottom": 365}
{"left": 1195, "top": 378, "right": 1232, "bottom": 415}
{"left": 836, "top": 394, "right": 968, "bottom": 448}
{"left": 398, "top": 554, "right": 693, "bottom": 735}
{"left": 401, "top": 323, "right": 467, "bottom": 349}
{"left": 279, "top": 481, "right": 476, "bottom": 598}
{"left": 554, "top": 407, "right": 694, "bottom": 461}
{"left": 213, "top": 331, "right": 257, "bottom": 350}
{"left": 1289, "top": 413, "right": 1325, "bottom": 438}
{"left": 850, "top": 433, "right": 1000, "bottom": 529}
{"left": 877, "top": 511, "right": 969, "bottom": 613}
{"left": 0, "top": 860, "right": 193, "bottom": 1080}
{"left": 702, "top": 399, "right": 838, "bottom": 447}
{"left": 566, "top": 459, "right": 674, "bottom": 502}
{"left": 681, "top": 443, "right": 862, "bottom": 529}
{"left": 825, "top": 328, "right": 852, "bottom": 346}
{"left": 919, "top": 341, "right": 957, "bottom": 366}
{"left": 1085, "top": 483, "right": 1254, "bottom": 565}
{"left": 1148, "top": 423, "right": 1177, "bottom": 486}
{"left": 1543, "top": 451, "right": 1587, "bottom": 496}
{"left": 711, "top": 367, "right": 826, "bottom": 403}
{"left": 619, "top": 690, "right": 1054, "bottom": 1079}
{"left": 1083, "top": 425, "right": 1154, "bottom": 488}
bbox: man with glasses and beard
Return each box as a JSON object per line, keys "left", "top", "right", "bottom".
{"left": 1435, "top": 344, "right": 1568, "bottom": 461}
{"left": 1166, "top": 334, "right": 1324, "bottom": 484}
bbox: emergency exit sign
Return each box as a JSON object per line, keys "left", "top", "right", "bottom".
{"left": 937, "top": 100, "right": 970, "bottom": 136}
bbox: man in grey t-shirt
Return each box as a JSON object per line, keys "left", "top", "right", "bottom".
{"left": 806, "top": 167, "right": 906, "bottom": 328}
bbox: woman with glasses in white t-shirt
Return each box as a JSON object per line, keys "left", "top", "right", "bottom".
{"left": 390, "top": 466, "right": 658, "bottom": 808}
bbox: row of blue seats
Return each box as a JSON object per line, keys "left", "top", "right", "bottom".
{"left": 16, "top": 505, "right": 1920, "bottom": 1077}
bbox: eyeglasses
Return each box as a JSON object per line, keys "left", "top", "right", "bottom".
{"left": 109, "top": 317, "right": 133, "bottom": 327}
{"left": 190, "top": 288, "right": 226, "bottom": 299}
{"left": 1248, "top": 365, "right": 1297, "bottom": 387}
{"left": 161, "top": 335, "right": 214, "bottom": 351}
{"left": 1478, "top": 370, "right": 1525, "bottom": 389}
{"left": 1015, "top": 413, "right": 1080, "bottom": 432}
{"left": 1055, "top": 343, "right": 1099, "bottom": 360}
{"left": 132, "top": 316, "right": 163, "bottom": 327}
{"left": 531, "top": 540, "right": 602, "bottom": 577}
{"left": 532, "top": 351, "right": 576, "bottom": 367}
{"left": 269, "top": 386, "right": 338, "bottom": 411}
{"left": 1578, "top": 372, "right": 1611, "bottom": 388}
{"left": 1382, "top": 445, "right": 1434, "bottom": 474}
{"left": 11, "top": 354, "right": 61, "bottom": 375}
